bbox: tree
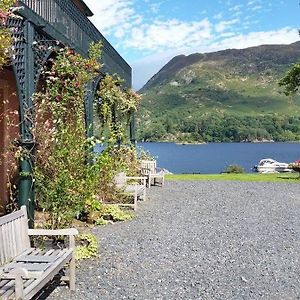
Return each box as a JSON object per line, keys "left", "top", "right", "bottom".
{"left": 279, "top": 63, "right": 300, "bottom": 95}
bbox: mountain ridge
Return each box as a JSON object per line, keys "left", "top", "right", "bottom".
{"left": 141, "top": 41, "right": 300, "bottom": 91}
{"left": 137, "top": 42, "right": 300, "bottom": 143}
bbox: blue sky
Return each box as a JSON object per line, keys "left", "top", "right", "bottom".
{"left": 84, "top": 0, "right": 299, "bottom": 89}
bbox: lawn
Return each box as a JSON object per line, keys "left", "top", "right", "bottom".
{"left": 166, "top": 173, "right": 300, "bottom": 182}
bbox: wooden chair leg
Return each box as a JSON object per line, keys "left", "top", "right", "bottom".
{"left": 15, "top": 274, "right": 24, "bottom": 300}
{"left": 147, "top": 176, "right": 151, "bottom": 188}
{"left": 69, "top": 235, "right": 76, "bottom": 291}
{"left": 134, "top": 189, "right": 138, "bottom": 210}
{"left": 69, "top": 255, "right": 76, "bottom": 291}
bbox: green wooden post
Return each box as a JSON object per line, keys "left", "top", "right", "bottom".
{"left": 19, "top": 153, "right": 34, "bottom": 227}
{"left": 130, "top": 112, "right": 136, "bottom": 145}
{"left": 18, "top": 20, "right": 35, "bottom": 228}
{"left": 85, "top": 81, "right": 94, "bottom": 139}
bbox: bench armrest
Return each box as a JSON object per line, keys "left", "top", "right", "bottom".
{"left": 126, "top": 176, "right": 147, "bottom": 186}
{"left": 28, "top": 228, "right": 78, "bottom": 236}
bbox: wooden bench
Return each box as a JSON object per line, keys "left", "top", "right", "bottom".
{"left": 0, "top": 206, "right": 78, "bottom": 300}
{"left": 114, "top": 172, "right": 147, "bottom": 210}
{"left": 141, "top": 160, "right": 165, "bottom": 188}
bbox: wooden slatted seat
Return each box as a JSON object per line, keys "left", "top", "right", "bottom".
{"left": 0, "top": 206, "right": 78, "bottom": 300}
{"left": 141, "top": 160, "right": 165, "bottom": 188}
{"left": 114, "top": 172, "right": 147, "bottom": 210}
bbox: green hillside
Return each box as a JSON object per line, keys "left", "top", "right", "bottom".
{"left": 137, "top": 42, "right": 300, "bottom": 143}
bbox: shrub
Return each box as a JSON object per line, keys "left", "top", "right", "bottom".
{"left": 75, "top": 233, "right": 98, "bottom": 260}
{"left": 223, "top": 164, "right": 244, "bottom": 174}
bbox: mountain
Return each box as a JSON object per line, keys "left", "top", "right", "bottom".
{"left": 137, "top": 42, "right": 300, "bottom": 143}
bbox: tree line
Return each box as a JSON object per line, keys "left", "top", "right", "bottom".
{"left": 137, "top": 113, "right": 300, "bottom": 143}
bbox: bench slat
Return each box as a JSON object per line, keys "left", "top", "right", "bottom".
{"left": 16, "top": 255, "right": 58, "bottom": 263}
{"left": 5, "top": 262, "right": 51, "bottom": 272}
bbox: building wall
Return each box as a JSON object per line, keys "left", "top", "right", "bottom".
{"left": 0, "top": 68, "right": 19, "bottom": 215}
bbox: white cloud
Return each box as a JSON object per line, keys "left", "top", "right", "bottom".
{"left": 247, "top": 0, "right": 260, "bottom": 6}
{"left": 84, "top": 0, "right": 141, "bottom": 36}
{"left": 211, "top": 27, "right": 298, "bottom": 50}
{"left": 215, "top": 19, "right": 239, "bottom": 33}
{"left": 229, "top": 4, "right": 242, "bottom": 12}
{"left": 125, "top": 18, "right": 212, "bottom": 51}
{"left": 213, "top": 12, "right": 223, "bottom": 20}
{"left": 251, "top": 5, "right": 262, "bottom": 11}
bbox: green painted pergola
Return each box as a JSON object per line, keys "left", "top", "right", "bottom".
{"left": 7, "top": 0, "right": 133, "bottom": 223}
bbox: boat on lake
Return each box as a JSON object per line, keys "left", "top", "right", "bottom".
{"left": 253, "top": 158, "right": 292, "bottom": 173}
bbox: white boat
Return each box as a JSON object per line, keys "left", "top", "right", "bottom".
{"left": 254, "top": 158, "right": 291, "bottom": 173}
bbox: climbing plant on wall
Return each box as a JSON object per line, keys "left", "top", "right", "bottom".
{"left": 31, "top": 43, "right": 142, "bottom": 228}
{"left": 3, "top": 32, "right": 142, "bottom": 228}
{"left": 32, "top": 43, "right": 104, "bottom": 228}
{"left": 96, "top": 75, "right": 141, "bottom": 145}
{"left": 0, "top": 0, "right": 15, "bottom": 68}
{"left": 95, "top": 75, "right": 142, "bottom": 176}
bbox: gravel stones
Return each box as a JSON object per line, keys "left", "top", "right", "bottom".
{"left": 47, "top": 181, "right": 300, "bottom": 300}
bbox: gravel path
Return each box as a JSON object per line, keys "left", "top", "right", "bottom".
{"left": 47, "top": 181, "right": 300, "bottom": 300}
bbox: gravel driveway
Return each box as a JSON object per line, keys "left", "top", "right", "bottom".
{"left": 47, "top": 181, "right": 300, "bottom": 300}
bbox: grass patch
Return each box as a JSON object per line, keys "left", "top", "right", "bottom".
{"left": 166, "top": 173, "right": 300, "bottom": 182}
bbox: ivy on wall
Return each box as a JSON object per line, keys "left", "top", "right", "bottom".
{"left": 96, "top": 75, "right": 141, "bottom": 145}
{"left": 0, "top": 0, "right": 15, "bottom": 68}
{"left": 32, "top": 43, "right": 103, "bottom": 228}
{"left": 30, "top": 43, "right": 143, "bottom": 229}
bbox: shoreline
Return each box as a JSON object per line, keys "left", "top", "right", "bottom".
{"left": 139, "top": 141, "right": 300, "bottom": 145}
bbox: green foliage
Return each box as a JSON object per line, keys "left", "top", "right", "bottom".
{"left": 279, "top": 62, "right": 300, "bottom": 95}
{"left": 96, "top": 75, "right": 141, "bottom": 145}
{"left": 136, "top": 146, "right": 155, "bottom": 160}
{"left": 138, "top": 113, "right": 300, "bottom": 143}
{"left": 223, "top": 165, "right": 244, "bottom": 174}
{"left": 30, "top": 43, "right": 141, "bottom": 228}
{"left": 95, "top": 217, "right": 109, "bottom": 226}
{"left": 75, "top": 233, "right": 98, "bottom": 260}
{"left": 33, "top": 44, "right": 105, "bottom": 229}
{"left": 0, "top": 0, "right": 14, "bottom": 68}
{"left": 98, "top": 204, "right": 134, "bottom": 222}
{"left": 87, "top": 203, "right": 134, "bottom": 225}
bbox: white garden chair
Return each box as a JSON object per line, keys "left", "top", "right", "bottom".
{"left": 114, "top": 172, "right": 147, "bottom": 210}
{"left": 141, "top": 160, "right": 165, "bottom": 188}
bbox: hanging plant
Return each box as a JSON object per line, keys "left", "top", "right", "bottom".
{"left": 96, "top": 75, "right": 141, "bottom": 145}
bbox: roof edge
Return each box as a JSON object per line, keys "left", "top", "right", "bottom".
{"left": 72, "top": 0, "right": 94, "bottom": 17}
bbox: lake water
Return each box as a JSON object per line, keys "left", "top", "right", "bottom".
{"left": 137, "top": 142, "right": 300, "bottom": 174}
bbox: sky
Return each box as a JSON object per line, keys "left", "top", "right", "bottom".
{"left": 84, "top": 0, "right": 299, "bottom": 90}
